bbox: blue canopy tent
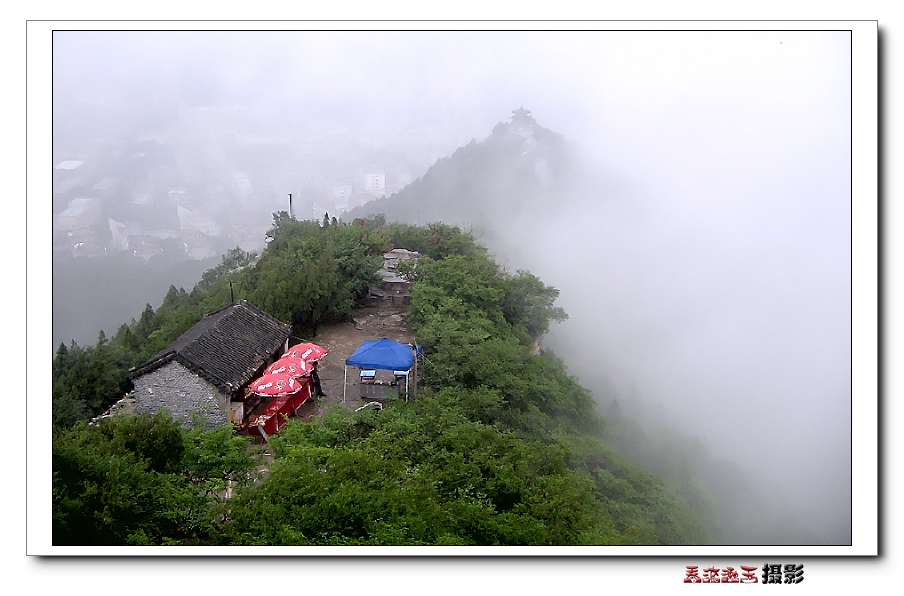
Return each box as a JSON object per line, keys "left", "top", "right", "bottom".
{"left": 343, "top": 338, "right": 422, "bottom": 402}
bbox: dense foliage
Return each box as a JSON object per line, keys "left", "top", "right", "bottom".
{"left": 210, "top": 387, "right": 710, "bottom": 545}
{"left": 246, "top": 213, "right": 386, "bottom": 335}
{"left": 53, "top": 410, "right": 258, "bottom": 545}
{"left": 51, "top": 215, "right": 714, "bottom": 546}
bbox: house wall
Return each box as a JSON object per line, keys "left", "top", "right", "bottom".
{"left": 132, "top": 360, "right": 229, "bottom": 427}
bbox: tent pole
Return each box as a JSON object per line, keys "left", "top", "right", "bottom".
{"left": 343, "top": 366, "right": 347, "bottom": 403}
{"left": 410, "top": 343, "right": 417, "bottom": 401}
{"left": 257, "top": 422, "right": 273, "bottom": 452}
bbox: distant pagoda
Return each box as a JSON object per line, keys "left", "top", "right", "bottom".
{"left": 511, "top": 106, "right": 533, "bottom": 122}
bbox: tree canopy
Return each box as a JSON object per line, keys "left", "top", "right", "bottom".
{"left": 51, "top": 214, "right": 715, "bottom": 546}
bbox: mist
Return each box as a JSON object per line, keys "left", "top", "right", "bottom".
{"left": 479, "top": 31, "right": 853, "bottom": 544}
{"left": 48, "top": 27, "right": 856, "bottom": 546}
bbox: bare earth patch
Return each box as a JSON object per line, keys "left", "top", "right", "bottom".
{"left": 293, "top": 304, "right": 416, "bottom": 420}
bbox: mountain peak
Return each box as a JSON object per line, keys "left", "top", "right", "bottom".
{"left": 347, "top": 108, "right": 586, "bottom": 230}
{"left": 511, "top": 106, "right": 534, "bottom": 123}
{"left": 509, "top": 106, "right": 537, "bottom": 140}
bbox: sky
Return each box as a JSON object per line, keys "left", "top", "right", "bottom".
{"left": 29, "top": 19, "right": 880, "bottom": 569}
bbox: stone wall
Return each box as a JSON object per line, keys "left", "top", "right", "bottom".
{"left": 132, "top": 360, "right": 228, "bottom": 427}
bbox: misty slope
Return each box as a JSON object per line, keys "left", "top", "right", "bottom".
{"left": 349, "top": 110, "right": 595, "bottom": 234}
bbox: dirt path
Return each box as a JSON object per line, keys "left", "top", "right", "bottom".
{"left": 293, "top": 304, "right": 416, "bottom": 420}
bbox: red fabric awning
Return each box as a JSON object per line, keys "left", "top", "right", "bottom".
{"left": 249, "top": 371, "right": 307, "bottom": 397}
{"left": 283, "top": 342, "right": 329, "bottom": 362}
{"left": 263, "top": 355, "right": 314, "bottom": 377}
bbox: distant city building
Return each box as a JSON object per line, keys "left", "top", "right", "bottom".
{"left": 51, "top": 106, "right": 510, "bottom": 266}
{"left": 181, "top": 229, "right": 217, "bottom": 261}
{"left": 54, "top": 198, "right": 102, "bottom": 231}
{"left": 53, "top": 175, "right": 89, "bottom": 197}
{"left": 131, "top": 180, "right": 155, "bottom": 206}
{"left": 177, "top": 205, "right": 221, "bottom": 237}
{"left": 168, "top": 187, "right": 190, "bottom": 205}
{"left": 331, "top": 184, "right": 353, "bottom": 201}
{"left": 128, "top": 234, "right": 165, "bottom": 261}
{"left": 108, "top": 218, "right": 130, "bottom": 252}
{"left": 363, "top": 172, "right": 386, "bottom": 196}
{"left": 231, "top": 173, "right": 256, "bottom": 207}
{"left": 54, "top": 160, "right": 85, "bottom": 171}
{"left": 54, "top": 196, "right": 108, "bottom": 259}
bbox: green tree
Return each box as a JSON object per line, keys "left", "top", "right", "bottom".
{"left": 52, "top": 412, "right": 262, "bottom": 545}
{"left": 249, "top": 216, "right": 383, "bottom": 334}
{"left": 52, "top": 412, "right": 189, "bottom": 545}
{"left": 500, "top": 270, "right": 568, "bottom": 340}
{"left": 196, "top": 247, "right": 255, "bottom": 292}
{"left": 134, "top": 303, "right": 157, "bottom": 341}
{"left": 52, "top": 332, "right": 134, "bottom": 429}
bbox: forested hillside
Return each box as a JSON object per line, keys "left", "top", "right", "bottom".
{"left": 52, "top": 215, "right": 715, "bottom": 546}
{"left": 347, "top": 110, "right": 597, "bottom": 234}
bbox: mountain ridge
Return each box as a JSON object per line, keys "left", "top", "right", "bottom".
{"left": 348, "top": 107, "right": 595, "bottom": 234}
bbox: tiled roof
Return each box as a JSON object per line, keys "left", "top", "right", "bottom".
{"left": 130, "top": 300, "right": 292, "bottom": 393}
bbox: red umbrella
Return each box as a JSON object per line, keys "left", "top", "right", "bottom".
{"left": 249, "top": 371, "right": 306, "bottom": 397}
{"left": 284, "top": 342, "right": 329, "bottom": 362}
{"left": 264, "top": 355, "right": 314, "bottom": 377}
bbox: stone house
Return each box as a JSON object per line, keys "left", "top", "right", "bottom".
{"left": 129, "top": 300, "right": 292, "bottom": 427}
{"left": 369, "top": 248, "right": 420, "bottom": 306}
